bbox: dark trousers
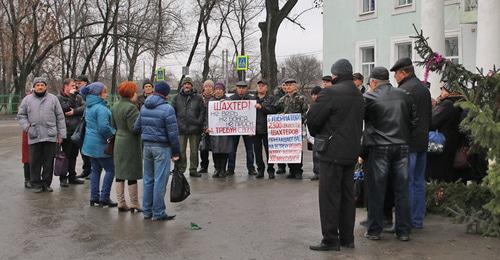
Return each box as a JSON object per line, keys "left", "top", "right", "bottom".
{"left": 60, "top": 138, "right": 79, "bottom": 181}
{"left": 200, "top": 149, "right": 210, "bottom": 170}
{"left": 319, "top": 161, "right": 355, "bottom": 244}
{"left": 29, "top": 142, "right": 57, "bottom": 187}
{"left": 288, "top": 153, "right": 303, "bottom": 176}
{"left": 81, "top": 153, "right": 91, "bottom": 174}
{"left": 366, "top": 145, "right": 411, "bottom": 236}
{"left": 228, "top": 135, "right": 255, "bottom": 171}
{"left": 313, "top": 151, "right": 320, "bottom": 175}
{"left": 24, "top": 163, "right": 30, "bottom": 181}
{"left": 213, "top": 153, "right": 228, "bottom": 172}
{"left": 254, "top": 133, "right": 274, "bottom": 174}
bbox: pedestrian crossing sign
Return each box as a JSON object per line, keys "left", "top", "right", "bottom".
{"left": 236, "top": 55, "right": 248, "bottom": 71}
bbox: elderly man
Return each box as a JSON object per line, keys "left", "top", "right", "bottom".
{"left": 321, "top": 75, "right": 333, "bottom": 88}
{"left": 254, "top": 80, "right": 277, "bottom": 179}
{"left": 276, "top": 78, "right": 308, "bottom": 179}
{"left": 362, "top": 67, "right": 417, "bottom": 242}
{"left": 198, "top": 80, "right": 215, "bottom": 174}
{"left": 353, "top": 73, "right": 366, "bottom": 93}
{"left": 172, "top": 77, "right": 206, "bottom": 177}
{"left": 390, "top": 58, "right": 432, "bottom": 230}
{"left": 307, "top": 59, "right": 364, "bottom": 251}
{"left": 18, "top": 77, "right": 66, "bottom": 193}
{"left": 227, "top": 81, "right": 257, "bottom": 176}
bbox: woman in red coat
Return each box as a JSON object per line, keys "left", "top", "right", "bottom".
{"left": 22, "top": 131, "right": 31, "bottom": 188}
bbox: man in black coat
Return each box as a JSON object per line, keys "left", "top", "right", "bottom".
{"left": 391, "top": 58, "right": 432, "bottom": 229}
{"left": 227, "top": 81, "right": 257, "bottom": 176}
{"left": 57, "top": 78, "right": 85, "bottom": 187}
{"left": 172, "top": 77, "right": 206, "bottom": 177}
{"left": 307, "top": 59, "right": 364, "bottom": 251}
{"left": 363, "top": 67, "right": 418, "bottom": 242}
{"left": 254, "top": 80, "right": 277, "bottom": 179}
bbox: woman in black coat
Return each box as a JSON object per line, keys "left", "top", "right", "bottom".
{"left": 427, "top": 85, "right": 463, "bottom": 182}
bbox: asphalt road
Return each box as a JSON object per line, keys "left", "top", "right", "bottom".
{"left": 0, "top": 120, "right": 498, "bottom": 259}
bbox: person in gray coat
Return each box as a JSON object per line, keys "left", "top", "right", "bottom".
{"left": 17, "top": 77, "right": 66, "bottom": 193}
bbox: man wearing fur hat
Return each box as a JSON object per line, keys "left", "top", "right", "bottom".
{"left": 17, "top": 77, "right": 67, "bottom": 193}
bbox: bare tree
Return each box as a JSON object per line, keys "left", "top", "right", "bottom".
{"left": 258, "top": 0, "right": 298, "bottom": 91}
{"left": 283, "top": 54, "right": 322, "bottom": 89}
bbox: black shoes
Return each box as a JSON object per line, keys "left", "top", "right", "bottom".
{"left": 309, "top": 242, "right": 340, "bottom": 251}
{"left": 256, "top": 171, "right": 264, "bottom": 178}
{"left": 364, "top": 232, "right": 382, "bottom": 240}
{"left": 60, "top": 179, "right": 69, "bottom": 187}
{"left": 153, "top": 214, "right": 176, "bottom": 221}
{"left": 90, "top": 200, "right": 101, "bottom": 207}
{"left": 197, "top": 168, "right": 208, "bottom": 174}
{"left": 212, "top": 170, "right": 226, "bottom": 178}
{"left": 69, "top": 178, "right": 84, "bottom": 185}
{"left": 76, "top": 171, "right": 91, "bottom": 179}
{"left": 268, "top": 172, "right": 275, "bottom": 179}
{"left": 248, "top": 169, "right": 257, "bottom": 176}
{"left": 396, "top": 234, "right": 410, "bottom": 241}
{"left": 226, "top": 170, "right": 235, "bottom": 176}
{"left": 276, "top": 168, "right": 286, "bottom": 175}
{"left": 44, "top": 186, "right": 53, "bottom": 192}
{"left": 190, "top": 172, "right": 202, "bottom": 178}
{"left": 31, "top": 186, "right": 44, "bottom": 193}
{"left": 310, "top": 175, "right": 319, "bottom": 181}
{"left": 24, "top": 181, "right": 32, "bottom": 189}
{"left": 341, "top": 242, "right": 355, "bottom": 248}
{"left": 99, "top": 199, "right": 118, "bottom": 207}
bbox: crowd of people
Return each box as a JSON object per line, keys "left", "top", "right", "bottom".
{"left": 16, "top": 56, "right": 479, "bottom": 250}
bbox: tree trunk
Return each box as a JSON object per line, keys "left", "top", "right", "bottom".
{"left": 110, "top": 0, "right": 120, "bottom": 94}
{"left": 150, "top": 0, "right": 163, "bottom": 82}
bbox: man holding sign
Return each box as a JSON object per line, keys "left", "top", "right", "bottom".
{"left": 227, "top": 81, "right": 257, "bottom": 176}
{"left": 276, "top": 78, "right": 309, "bottom": 179}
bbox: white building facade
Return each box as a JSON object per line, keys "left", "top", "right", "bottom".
{"left": 323, "top": 0, "right": 500, "bottom": 97}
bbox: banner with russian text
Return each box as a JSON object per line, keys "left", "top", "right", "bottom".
{"left": 267, "top": 113, "right": 302, "bottom": 163}
{"left": 208, "top": 100, "right": 256, "bottom": 135}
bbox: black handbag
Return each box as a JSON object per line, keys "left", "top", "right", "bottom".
{"left": 170, "top": 170, "right": 191, "bottom": 203}
{"left": 71, "top": 116, "right": 86, "bottom": 147}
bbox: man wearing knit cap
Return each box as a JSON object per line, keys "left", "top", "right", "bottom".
{"left": 307, "top": 59, "right": 364, "bottom": 251}
{"left": 227, "top": 81, "right": 257, "bottom": 176}
{"left": 391, "top": 57, "right": 432, "bottom": 230}
{"left": 172, "top": 76, "right": 206, "bottom": 177}
{"left": 17, "top": 77, "right": 67, "bottom": 193}
{"left": 362, "top": 66, "right": 417, "bottom": 242}
{"left": 136, "top": 80, "right": 154, "bottom": 109}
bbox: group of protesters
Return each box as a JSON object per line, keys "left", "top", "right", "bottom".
{"left": 17, "top": 55, "right": 474, "bottom": 249}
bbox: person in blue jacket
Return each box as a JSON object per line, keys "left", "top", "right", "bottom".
{"left": 133, "top": 81, "right": 180, "bottom": 221}
{"left": 80, "top": 82, "right": 117, "bottom": 207}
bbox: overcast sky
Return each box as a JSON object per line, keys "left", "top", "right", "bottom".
{"left": 143, "top": 0, "right": 323, "bottom": 80}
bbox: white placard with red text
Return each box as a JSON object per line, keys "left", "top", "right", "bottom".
{"left": 208, "top": 100, "right": 256, "bottom": 135}
{"left": 267, "top": 113, "right": 302, "bottom": 163}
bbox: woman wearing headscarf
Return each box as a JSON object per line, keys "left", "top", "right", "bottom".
{"left": 80, "top": 82, "right": 117, "bottom": 207}
{"left": 111, "top": 81, "right": 143, "bottom": 212}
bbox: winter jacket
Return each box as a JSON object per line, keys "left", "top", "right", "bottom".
{"left": 209, "top": 95, "right": 233, "bottom": 154}
{"left": 306, "top": 79, "right": 364, "bottom": 165}
{"left": 17, "top": 92, "right": 67, "bottom": 145}
{"left": 58, "top": 92, "right": 85, "bottom": 136}
{"left": 255, "top": 94, "right": 277, "bottom": 134}
{"left": 428, "top": 95, "right": 464, "bottom": 182}
{"left": 111, "top": 98, "right": 142, "bottom": 180}
{"left": 362, "top": 83, "right": 418, "bottom": 147}
{"left": 398, "top": 75, "right": 432, "bottom": 152}
{"left": 172, "top": 90, "right": 205, "bottom": 135}
{"left": 81, "top": 95, "right": 116, "bottom": 158}
{"left": 133, "top": 94, "right": 180, "bottom": 156}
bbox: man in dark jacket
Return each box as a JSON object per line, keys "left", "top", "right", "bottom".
{"left": 307, "top": 59, "right": 364, "bottom": 251}
{"left": 57, "top": 78, "right": 85, "bottom": 187}
{"left": 172, "top": 77, "right": 206, "bottom": 177}
{"left": 254, "top": 80, "right": 277, "bottom": 179}
{"left": 391, "top": 58, "right": 432, "bottom": 229}
{"left": 74, "top": 74, "right": 92, "bottom": 180}
{"left": 227, "top": 81, "right": 257, "bottom": 176}
{"left": 363, "top": 67, "right": 418, "bottom": 242}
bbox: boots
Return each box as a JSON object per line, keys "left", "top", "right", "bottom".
{"left": 128, "top": 183, "right": 143, "bottom": 213}
{"left": 116, "top": 182, "right": 129, "bottom": 212}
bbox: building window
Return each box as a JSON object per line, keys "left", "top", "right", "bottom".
{"left": 464, "top": 0, "right": 478, "bottom": 12}
{"left": 361, "top": 47, "right": 375, "bottom": 79}
{"left": 445, "top": 37, "right": 459, "bottom": 64}
{"left": 396, "top": 42, "right": 412, "bottom": 60}
{"left": 397, "top": 0, "right": 413, "bottom": 7}
{"left": 362, "top": 0, "right": 376, "bottom": 14}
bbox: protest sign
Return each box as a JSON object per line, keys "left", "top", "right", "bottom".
{"left": 208, "top": 100, "right": 256, "bottom": 135}
{"left": 267, "top": 113, "right": 302, "bottom": 164}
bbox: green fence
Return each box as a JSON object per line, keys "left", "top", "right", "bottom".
{"left": 0, "top": 94, "right": 22, "bottom": 114}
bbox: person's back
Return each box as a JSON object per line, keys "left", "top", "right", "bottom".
{"left": 363, "top": 83, "right": 417, "bottom": 147}
{"left": 82, "top": 94, "right": 114, "bottom": 158}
